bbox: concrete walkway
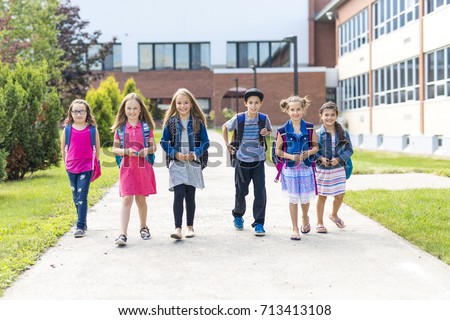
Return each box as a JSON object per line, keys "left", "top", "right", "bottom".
{"left": 2, "top": 131, "right": 450, "bottom": 300}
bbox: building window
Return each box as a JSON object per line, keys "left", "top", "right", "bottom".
{"left": 373, "top": 57, "right": 420, "bottom": 106}
{"left": 339, "top": 9, "right": 368, "bottom": 56}
{"left": 138, "top": 43, "right": 210, "bottom": 70}
{"left": 87, "top": 43, "right": 122, "bottom": 71}
{"left": 426, "top": 46, "right": 450, "bottom": 99}
{"left": 373, "top": 0, "right": 419, "bottom": 40}
{"left": 227, "top": 41, "right": 290, "bottom": 68}
{"left": 426, "top": 0, "right": 450, "bottom": 14}
{"left": 339, "top": 73, "right": 369, "bottom": 111}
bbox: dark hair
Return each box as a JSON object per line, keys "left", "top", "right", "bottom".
{"left": 319, "top": 102, "right": 348, "bottom": 147}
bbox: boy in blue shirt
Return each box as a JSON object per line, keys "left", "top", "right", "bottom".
{"left": 222, "top": 88, "right": 272, "bottom": 236}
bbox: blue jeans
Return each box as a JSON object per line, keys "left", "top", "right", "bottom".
{"left": 67, "top": 170, "right": 92, "bottom": 230}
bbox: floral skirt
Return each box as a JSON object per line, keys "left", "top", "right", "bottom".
{"left": 316, "top": 167, "right": 346, "bottom": 196}
{"left": 281, "top": 163, "right": 317, "bottom": 204}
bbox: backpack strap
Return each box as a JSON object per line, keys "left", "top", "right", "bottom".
{"left": 141, "top": 121, "right": 149, "bottom": 148}
{"left": 64, "top": 125, "right": 72, "bottom": 165}
{"left": 305, "top": 121, "right": 318, "bottom": 195}
{"left": 117, "top": 124, "right": 126, "bottom": 148}
{"left": 258, "top": 113, "right": 267, "bottom": 150}
{"left": 234, "top": 112, "right": 246, "bottom": 147}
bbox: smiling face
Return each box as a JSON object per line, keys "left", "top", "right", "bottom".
{"left": 71, "top": 102, "right": 87, "bottom": 125}
{"left": 125, "top": 99, "right": 141, "bottom": 123}
{"left": 287, "top": 101, "right": 304, "bottom": 122}
{"left": 244, "top": 96, "right": 262, "bottom": 117}
{"left": 320, "top": 108, "right": 338, "bottom": 127}
{"left": 176, "top": 94, "right": 192, "bottom": 119}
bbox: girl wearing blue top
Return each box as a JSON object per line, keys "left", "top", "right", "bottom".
{"left": 160, "top": 88, "right": 209, "bottom": 240}
{"left": 315, "top": 102, "right": 353, "bottom": 233}
{"left": 275, "top": 96, "right": 318, "bottom": 240}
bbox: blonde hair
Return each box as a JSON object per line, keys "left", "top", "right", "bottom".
{"left": 64, "top": 99, "right": 97, "bottom": 126}
{"left": 111, "top": 93, "right": 155, "bottom": 132}
{"left": 162, "top": 88, "right": 207, "bottom": 133}
{"left": 279, "top": 95, "right": 311, "bottom": 113}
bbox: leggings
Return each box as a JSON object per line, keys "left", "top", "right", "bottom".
{"left": 173, "top": 184, "right": 196, "bottom": 228}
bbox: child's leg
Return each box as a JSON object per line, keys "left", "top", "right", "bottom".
{"left": 233, "top": 164, "right": 250, "bottom": 217}
{"left": 316, "top": 195, "right": 327, "bottom": 226}
{"left": 120, "top": 196, "right": 134, "bottom": 235}
{"left": 135, "top": 195, "right": 148, "bottom": 229}
{"left": 184, "top": 185, "right": 196, "bottom": 229}
{"left": 173, "top": 184, "right": 186, "bottom": 229}
{"left": 300, "top": 202, "right": 310, "bottom": 226}
{"left": 67, "top": 172, "right": 78, "bottom": 210}
{"left": 331, "top": 194, "right": 344, "bottom": 219}
{"left": 251, "top": 161, "right": 266, "bottom": 226}
{"left": 289, "top": 203, "right": 299, "bottom": 234}
{"left": 71, "top": 171, "right": 92, "bottom": 230}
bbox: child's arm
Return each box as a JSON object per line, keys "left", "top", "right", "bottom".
{"left": 275, "top": 134, "right": 298, "bottom": 162}
{"left": 222, "top": 123, "right": 235, "bottom": 154}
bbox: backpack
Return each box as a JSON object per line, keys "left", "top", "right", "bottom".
{"left": 165, "top": 117, "right": 208, "bottom": 170}
{"left": 317, "top": 129, "right": 353, "bottom": 179}
{"left": 229, "top": 112, "right": 267, "bottom": 167}
{"left": 272, "top": 122, "right": 317, "bottom": 191}
{"left": 64, "top": 124, "right": 101, "bottom": 182}
{"left": 115, "top": 121, "right": 155, "bottom": 168}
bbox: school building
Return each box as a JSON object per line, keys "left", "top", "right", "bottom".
{"left": 72, "top": 0, "right": 450, "bottom": 156}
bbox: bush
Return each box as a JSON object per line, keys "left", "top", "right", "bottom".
{"left": 222, "top": 107, "right": 235, "bottom": 120}
{"left": 0, "top": 61, "right": 62, "bottom": 180}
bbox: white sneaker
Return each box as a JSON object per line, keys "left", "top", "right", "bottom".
{"left": 185, "top": 229, "right": 195, "bottom": 238}
{"left": 170, "top": 229, "right": 182, "bottom": 240}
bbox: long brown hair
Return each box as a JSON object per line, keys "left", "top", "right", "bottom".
{"left": 319, "top": 101, "right": 348, "bottom": 146}
{"left": 162, "top": 88, "right": 207, "bottom": 133}
{"left": 64, "top": 99, "right": 97, "bottom": 126}
{"left": 111, "top": 93, "right": 155, "bottom": 132}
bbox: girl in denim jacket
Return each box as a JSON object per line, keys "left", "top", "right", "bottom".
{"left": 315, "top": 102, "right": 353, "bottom": 233}
{"left": 160, "top": 88, "right": 209, "bottom": 240}
{"left": 275, "top": 96, "right": 318, "bottom": 240}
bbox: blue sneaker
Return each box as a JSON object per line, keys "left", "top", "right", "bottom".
{"left": 233, "top": 217, "right": 244, "bottom": 230}
{"left": 254, "top": 224, "right": 265, "bottom": 236}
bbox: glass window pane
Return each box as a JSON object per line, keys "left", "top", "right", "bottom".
{"left": 247, "top": 42, "right": 257, "bottom": 67}
{"left": 238, "top": 43, "right": 249, "bottom": 68}
{"left": 259, "top": 42, "right": 270, "bottom": 67}
{"left": 175, "top": 44, "right": 189, "bottom": 69}
{"left": 428, "top": 85, "right": 435, "bottom": 99}
{"left": 200, "top": 43, "right": 210, "bottom": 69}
{"left": 393, "top": 64, "right": 398, "bottom": 89}
{"left": 190, "top": 43, "right": 201, "bottom": 70}
{"left": 436, "top": 49, "right": 445, "bottom": 80}
{"left": 407, "top": 60, "right": 413, "bottom": 86}
{"left": 139, "top": 44, "right": 153, "bottom": 70}
{"left": 113, "top": 44, "right": 122, "bottom": 69}
{"left": 88, "top": 45, "right": 102, "bottom": 71}
{"left": 155, "top": 44, "right": 174, "bottom": 69}
{"left": 437, "top": 84, "right": 445, "bottom": 96}
{"left": 400, "top": 61, "right": 405, "bottom": 87}
{"left": 227, "top": 43, "right": 237, "bottom": 68}
{"left": 271, "top": 41, "right": 289, "bottom": 67}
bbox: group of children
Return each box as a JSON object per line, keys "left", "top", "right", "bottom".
{"left": 61, "top": 87, "right": 353, "bottom": 245}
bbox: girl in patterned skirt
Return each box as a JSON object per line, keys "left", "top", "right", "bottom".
{"left": 275, "top": 96, "right": 318, "bottom": 240}
{"left": 315, "top": 102, "right": 353, "bottom": 233}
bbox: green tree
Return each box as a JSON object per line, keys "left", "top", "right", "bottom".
{"left": 0, "top": 61, "right": 62, "bottom": 180}
{"left": 56, "top": 0, "right": 115, "bottom": 107}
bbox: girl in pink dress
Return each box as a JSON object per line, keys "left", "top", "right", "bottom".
{"left": 111, "top": 93, "right": 157, "bottom": 246}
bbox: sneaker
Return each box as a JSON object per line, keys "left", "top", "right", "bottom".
{"left": 140, "top": 226, "right": 151, "bottom": 240}
{"left": 185, "top": 228, "right": 195, "bottom": 238}
{"left": 115, "top": 234, "right": 127, "bottom": 246}
{"left": 254, "top": 224, "right": 265, "bottom": 236}
{"left": 74, "top": 228, "right": 85, "bottom": 238}
{"left": 233, "top": 217, "right": 244, "bottom": 230}
{"left": 170, "top": 229, "right": 182, "bottom": 240}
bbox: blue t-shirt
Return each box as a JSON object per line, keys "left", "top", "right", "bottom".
{"left": 226, "top": 112, "right": 272, "bottom": 163}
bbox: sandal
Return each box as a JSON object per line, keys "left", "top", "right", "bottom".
{"left": 290, "top": 233, "right": 301, "bottom": 241}
{"left": 329, "top": 215, "right": 345, "bottom": 228}
{"left": 316, "top": 225, "right": 328, "bottom": 233}
{"left": 301, "top": 224, "right": 311, "bottom": 234}
{"left": 140, "top": 226, "right": 151, "bottom": 240}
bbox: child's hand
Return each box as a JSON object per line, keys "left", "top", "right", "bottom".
{"left": 138, "top": 148, "right": 148, "bottom": 158}
{"left": 227, "top": 144, "right": 236, "bottom": 155}
{"left": 175, "top": 152, "right": 184, "bottom": 161}
{"left": 186, "top": 153, "right": 195, "bottom": 162}
{"left": 260, "top": 128, "right": 270, "bottom": 136}
{"left": 330, "top": 158, "right": 339, "bottom": 166}
{"left": 319, "top": 157, "right": 330, "bottom": 166}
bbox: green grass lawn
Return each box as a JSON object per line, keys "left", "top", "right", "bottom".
{"left": 345, "top": 189, "right": 450, "bottom": 264}
{"left": 0, "top": 148, "right": 119, "bottom": 295}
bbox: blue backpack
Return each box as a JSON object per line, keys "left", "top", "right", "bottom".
{"left": 115, "top": 121, "right": 155, "bottom": 168}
